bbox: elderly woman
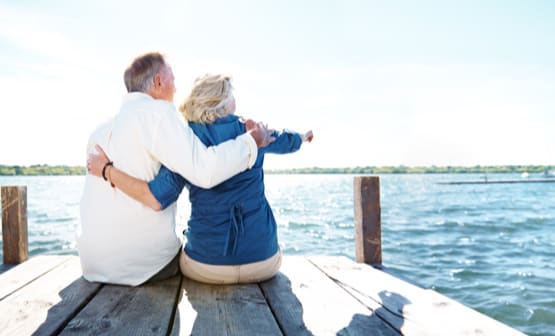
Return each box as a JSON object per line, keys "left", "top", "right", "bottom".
{"left": 88, "top": 74, "right": 313, "bottom": 284}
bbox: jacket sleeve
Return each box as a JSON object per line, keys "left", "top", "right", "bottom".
{"left": 150, "top": 105, "right": 258, "bottom": 189}
{"left": 147, "top": 165, "right": 189, "bottom": 210}
{"left": 261, "top": 130, "right": 303, "bottom": 155}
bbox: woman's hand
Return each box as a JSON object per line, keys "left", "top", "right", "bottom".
{"left": 243, "top": 118, "right": 275, "bottom": 148}
{"left": 303, "top": 130, "right": 314, "bottom": 143}
{"left": 87, "top": 144, "right": 110, "bottom": 177}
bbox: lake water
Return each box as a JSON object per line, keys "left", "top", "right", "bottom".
{"left": 1, "top": 174, "right": 554, "bottom": 336}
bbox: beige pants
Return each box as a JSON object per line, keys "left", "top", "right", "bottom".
{"left": 179, "top": 249, "right": 282, "bottom": 285}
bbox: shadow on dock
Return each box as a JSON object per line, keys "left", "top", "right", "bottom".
{"left": 171, "top": 273, "right": 314, "bottom": 335}
{"left": 32, "top": 277, "right": 102, "bottom": 335}
{"left": 376, "top": 291, "right": 411, "bottom": 333}
{"left": 33, "top": 270, "right": 180, "bottom": 335}
{"left": 30, "top": 271, "right": 408, "bottom": 335}
{"left": 259, "top": 273, "right": 315, "bottom": 335}
{"left": 0, "top": 264, "right": 14, "bottom": 275}
{"left": 333, "top": 281, "right": 411, "bottom": 335}
{"left": 173, "top": 271, "right": 409, "bottom": 335}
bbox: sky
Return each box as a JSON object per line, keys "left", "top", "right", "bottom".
{"left": 1, "top": 0, "right": 554, "bottom": 169}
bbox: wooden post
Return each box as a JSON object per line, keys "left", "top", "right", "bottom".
{"left": 354, "top": 176, "right": 381, "bottom": 266}
{"left": 1, "top": 186, "right": 28, "bottom": 264}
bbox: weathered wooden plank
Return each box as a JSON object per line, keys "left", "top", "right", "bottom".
{"left": 309, "top": 256, "right": 424, "bottom": 335}
{"left": 260, "top": 256, "right": 399, "bottom": 336}
{"left": 354, "top": 176, "right": 382, "bottom": 265}
{"left": 0, "top": 256, "right": 101, "bottom": 336}
{"left": 1, "top": 186, "right": 28, "bottom": 264}
{"left": 170, "top": 277, "right": 282, "bottom": 336}
{"left": 61, "top": 275, "right": 181, "bottom": 336}
{"left": 310, "top": 256, "right": 526, "bottom": 336}
{"left": 0, "top": 255, "right": 71, "bottom": 301}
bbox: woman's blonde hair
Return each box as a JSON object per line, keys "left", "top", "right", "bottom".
{"left": 179, "top": 74, "right": 233, "bottom": 124}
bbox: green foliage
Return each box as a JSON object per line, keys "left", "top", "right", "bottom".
{"left": 1, "top": 164, "right": 552, "bottom": 176}
{"left": 0, "top": 164, "right": 85, "bottom": 176}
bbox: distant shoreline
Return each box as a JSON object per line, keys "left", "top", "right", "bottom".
{"left": 0, "top": 164, "right": 85, "bottom": 176}
{"left": 1, "top": 164, "right": 553, "bottom": 176}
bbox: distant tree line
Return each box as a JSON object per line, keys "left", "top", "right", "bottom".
{"left": 266, "top": 165, "right": 554, "bottom": 174}
{"left": 0, "top": 164, "right": 85, "bottom": 176}
{"left": 1, "top": 164, "right": 553, "bottom": 176}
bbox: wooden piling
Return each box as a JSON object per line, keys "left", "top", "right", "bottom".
{"left": 1, "top": 186, "right": 28, "bottom": 264}
{"left": 354, "top": 176, "right": 381, "bottom": 266}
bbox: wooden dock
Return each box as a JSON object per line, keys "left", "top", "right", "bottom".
{"left": 1, "top": 179, "right": 526, "bottom": 335}
{"left": 0, "top": 255, "right": 525, "bottom": 336}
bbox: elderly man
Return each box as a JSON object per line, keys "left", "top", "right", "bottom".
{"left": 78, "top": 52, "right": 273, "bottom": 286}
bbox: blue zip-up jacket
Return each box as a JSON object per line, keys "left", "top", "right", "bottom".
{"left": 148, "top": 114, "right": 302, "bottom": 265}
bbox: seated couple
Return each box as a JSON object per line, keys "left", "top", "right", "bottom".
{"left": 79, "top": 52, "right": 313, "bottom": 286}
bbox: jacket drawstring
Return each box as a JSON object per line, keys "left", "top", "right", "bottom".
{"left": 223, "top": 205, "right": 244, "bottom": 256}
